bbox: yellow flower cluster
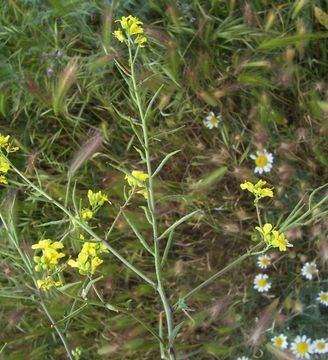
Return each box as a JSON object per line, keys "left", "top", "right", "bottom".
{"left": 240, "top": 180, "right": 273, "bottom": 201}
{"left": 32, "top": 239, "right": 65, "bottom": 290}
{"left": 32, "top": 239, "right": 65, "bottom": 271}
{"left": 37, "top": 276, "right": 62, "bottom": 290}
{"left": 0, "top": 133, "right": 19, "bottom": 185}
{"left": 0, "top": 156, "right": 10, "bottom": 184}
{"left": 256, "top": 223, "right": 292, "bottom": 251}
{"left": 81, "top": 189, "right": 110, "bottom": 221}
{"left": 68, "top": 241, "right": 108, "bottom": 276}
{"left": 113, "top": 15, "right": 147, "bottom": 48}
{"left": 125, "top": 170, "right": 149, "bottom": 199}
{"left": 0, "top": 134, "right": 19, "bottom": 153}
{"left": 87, "top": 189, "right": 111, "bottom": 208}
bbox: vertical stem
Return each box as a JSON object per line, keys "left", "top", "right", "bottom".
{"left": 128, "top": 42, "right": 175, "bottom": 359}
{"left": 39, "top": 292, "right": 73, "bottom": 360}
{"left": 255, "top": 202, "right": 262, "bottom": 228}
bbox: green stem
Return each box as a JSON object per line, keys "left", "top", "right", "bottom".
{"left": 255, "top": 202, "right": 262, "bottom": 228}
{"left": 39, "top": 291, "right": 73, "bottom": 360}
{"left": 128, "top": 42, "right": 175, "bottom": 360}
{"left": 105, "top": 192, "right": 133, "bottom": 240}
{"left": 176, "top": 242, "right": 263, "bottom": 305}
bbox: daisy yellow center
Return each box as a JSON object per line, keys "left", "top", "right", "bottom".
{"left": 210, "top": 117, "right": 218, "bottom": 125}
{"left": 317, "top": 342, "right": 325, "bottom": 350}
{"left": 275, "top": 338, "right": 283, "bottom": 347}
{"left": 297, "top": 342, "right": 308, "bottom": 354}
{"left": 320, "top": 294, "right": 328, "bottom": 302}
{"left": 255, "top": 155, "right": 268, "bottom": 168}
{"left": 261, "top": 258, "right": 268, "bottom": 265}
{"left": 258, "top": 279, "right": 267, "bottom": 288}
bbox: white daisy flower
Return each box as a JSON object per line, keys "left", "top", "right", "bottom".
{"left": 290, "top": 335, "right": 312, "bottom": 359}
{"left": 317, "top": 291, "right": 328, "bottom": 306}
{"left": 203, "top": 112, "right": 222, "bottom": 129}
{"left": 253, "top": 274, "right": 271, "bottom": 293}
{"left": 272, "top": 334, "right": 288, "bottom": 350}
{"left": 250, "top": 149, "right": 274, "bottom": 174}
{"left": 301, "top": 261, "right": 318, "bottom": 280}
{"left": 237, "top": 357, "right": 250, "bottom": 360}
{"left": 257, "top": 254, "right": 271, "bottom": 269}
{"left": 312, "top": 339, "right": 328, "bottom": 354}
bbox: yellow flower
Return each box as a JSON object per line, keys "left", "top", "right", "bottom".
{"left": 0, "top": 134, "right": 9, "bottom": 148}
{"left": 32, "top": 239, "right": 64, "bottom": 250}
{"left": 37, "top": 276, "right": 62, "bottom": 290}
{"left": 116, "top": 15, "right": 144, "bottom": 35}
{"left": 91, "top": 256, "right": 103, "bottom": 273}
{"left": 0, "top": 157, "right": 10, "bottom": 173}
{"left": 255, "top": 223, "right": 273, "bottom": 244}
{"left": 271, "top": 230, "right": 292, "bottom": 251}
{"left": 113, "top": 29, "right": 125, "bottom": 43}
{"left": 0, "top": 175, "right": 8, "bottom": 185}
{"left": 68, "top": 241, "right": 107, "bottom": 276}
{"left": 135, "top": 35, "right": 147, "bottom": 47}
{"left": 125, "top": 170, "right": 149, "bottom": 187}
{"left": 240, "top": 179, "right": 273, "bottom": 201}
{"left": 87, "top": 189, "right": 111, "bottom": 208}
{"left": 114, "top": 15, "right": 146, "bottom": 45}
{"left": 81, "top": 208, "right": 93, "bottom": 220}
{"left": 32, "top": 239, "right": 65, "bottom": 271}
{"left": 68, "top": 251, "right": 90, "bottom": 275}
{"left": 137, "top": 188, "right": 148, "bottom": 199}
{"left": 255, "top": 224, "right": 292, "bottom": 251}
{"left": 81, "top": 242, "right": 98, "bottom": 257}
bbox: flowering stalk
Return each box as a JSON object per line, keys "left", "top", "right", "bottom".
{"left": 126, "top": 34, "right": 176, "bottom": 360}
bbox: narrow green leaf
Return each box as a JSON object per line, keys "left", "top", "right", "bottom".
{"left": 123, "top": 212, "right": 155, "bottom": 255}
{"left": 158, "top": 210, "right": 200, "bottom": 240}
{"left": 258, "top": 32, "right": 328, "bottom": 50}
{"left": 152, "top": 150, "right": 181, "bottom": 177}
{"left": 168, "top": 321, "right": 185, "bottom": 348}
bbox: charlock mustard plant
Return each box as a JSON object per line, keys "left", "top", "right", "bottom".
{"left": 1, "top": 12, "right": 328, "bottom": 360}
{"left": 0, "top": 133, "right": 18, "bottom": 184}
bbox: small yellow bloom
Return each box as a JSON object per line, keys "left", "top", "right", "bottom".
{"left": 137, "top": 188, "right": 148, "bottom": 199}
{"left": 81, "top": 242, "right": 98, "bottom": 257}
{"left": 81, "top": 208, "right": 93, "bottom": 220}
{"left": 68, "top": 241, "right": 107, "bottom": 276}
{"left": 87, "top": 189, "right": 111, "bottom": 208}
{"left": 240, "top": 180, "right": 273, "bottom": 200}
{"left": 114, "top": 15, "right": 146, "bottom": 44}
{"left": 0, "top": 175, "right": 8, "bottom": 185}
{"left": 135, "top": 35, "right": 147, "bottom": 47}
{"left": 0, "top": 134, "right": 10, "bottom": 148}
{"left": 37, "top": 276, "right": 62, "bottom": 290}
{"left": 125, "top": 170, "right": 149, "bottom": 187}
{"left": 32, "top": 239, "right": 64, "bottom": 250}
{"left": 255, "top": 223, "right": 273, "bottom": 244}
{"left": 0, "top": 157, "right": 10, "bottom": 173}
{"left": 113, "top": 29, "right": 125, "bottom": 43}
{"left": 271, "top": 230, "right": 292, "bottom": 251}
{"left": 91, "top": 256, "right": 103, "bottom": 273}
{"left": 255, "top": 224, "right": 292, "bottom": 251}
{"left": 32, "top": 239, "right": 65, "bottom": 271}
{"left": 68, "top": 251, "right": 90, "bottom": 275}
